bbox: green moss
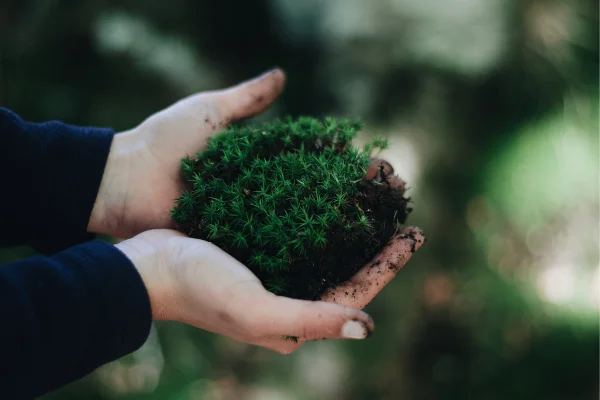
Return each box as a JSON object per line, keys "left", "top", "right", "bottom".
{"left": 171, "top": 116, "right": 410, "bottom": 300}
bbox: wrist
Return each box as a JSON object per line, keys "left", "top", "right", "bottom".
{"left": 114, "top": 234, "right": 174, "bottom": 322}
{"left": 87, "top": 131, "right": 134, "bottom": 235}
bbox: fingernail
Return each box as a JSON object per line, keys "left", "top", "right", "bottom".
{"left": 341, "top": 320, "right": 369, "bottom": 339}
{"left": 395, "top": 226, "right": 425, "bottom": 252}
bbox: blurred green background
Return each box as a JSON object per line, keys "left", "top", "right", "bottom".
{"left": 1, "top": 0, "right": 598, "bottom": 399}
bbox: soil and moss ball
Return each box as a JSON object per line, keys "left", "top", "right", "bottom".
{"left": 171, "top": 117, "right": 411, "bottom": 300}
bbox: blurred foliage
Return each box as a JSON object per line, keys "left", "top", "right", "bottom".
{"left": 0, "top": 0, "right": 598, "bottom": 399}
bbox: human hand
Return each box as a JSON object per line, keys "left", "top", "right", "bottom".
{"left": 115, "top": 226, "right": 424, "bottom": 354}
{"left": 88, "top": 68, "right": 286, "bottom": 238}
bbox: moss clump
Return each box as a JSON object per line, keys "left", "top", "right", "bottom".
{"left": 171, "top": 116, "right": 411, "bottom": 300}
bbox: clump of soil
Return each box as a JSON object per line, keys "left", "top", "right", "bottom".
{"left": 171, "top": 117, "right": 411, "bottom": 300}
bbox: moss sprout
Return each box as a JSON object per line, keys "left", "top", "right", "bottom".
{"left": 171, "top": 116, "right": 411, "bottom": 300}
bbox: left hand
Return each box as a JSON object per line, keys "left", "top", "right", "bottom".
{"left": 88, "top": 68, "right": 286, "bottom": 238}
{"left": 114, "top": 226, "right": 424, "bottom": 354}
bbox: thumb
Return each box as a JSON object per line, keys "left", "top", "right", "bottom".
{"left": 249, "top": 294, "right": 375, "bottom": 341}
{"left": 217, "top": 68, "right": 286, "bottom": 123}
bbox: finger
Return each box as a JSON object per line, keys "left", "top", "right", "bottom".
{"left": 320, "top": 226, "right": 425, "bottom": 309}
{"left": 386, "top": 175, "right": 406, "bottom": 193}
{"left": 365, "top": 158, "right": 407, "bottom": 193}
{"left": 217, "top": 68, "right": 286, "bottom": 123}
{"left": 245, "top": 293, "right": 375, "bottom": 341}
{"left": 247, "top": 226, "right": 424, "bottom": 353}
{"left": 366, "top": 158, "right": 394, "bottom": 180}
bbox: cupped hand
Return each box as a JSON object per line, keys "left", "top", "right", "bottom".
{"left": 91, "top": 67, "right": 426, "bottom": 352}
{"left": 88, "top": 68, "right": 286, "bottom": 238}
{"left": 115, "top": 226, "right": 424, "bottom": 354}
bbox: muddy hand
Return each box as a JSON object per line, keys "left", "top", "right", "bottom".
{"left": 88, "top": 68, "right": 287, "bottom": 239}
{"left": 249, "top": 157, "right": 421, "bottom": 353}
{"left": 247, "top": 226, "right": 425, "bottom": 353}
{"left": 115, "top": 229, "right": 377, "bottom": 354}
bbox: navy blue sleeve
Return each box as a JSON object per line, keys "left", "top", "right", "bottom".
{"left": 0, "top": 107, "right": 114, "bottom": 254}
{"left": 0, "top": 108, "right": 152, "bottom": 398}
{"left": 0, "top": 240, "right": 152, "bottom": 399}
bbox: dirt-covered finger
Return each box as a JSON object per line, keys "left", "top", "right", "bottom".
{"left": 366, "top": 158, "right": 394, "bottom": 180}
{"left": 217, "top": 68, "right": 286, "bottom": 123}
{"left": 319, "top": 226, "right": 425, "bottom": 309}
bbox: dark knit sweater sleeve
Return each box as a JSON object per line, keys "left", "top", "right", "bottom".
{"left": 0, "top": 241, "right": 152, "bottom": 399}
{"left": 0, "top": 107, "right": 113, "bottom": 254}
{"left": 0, "top": 108, "right": 152, "bottom": 398}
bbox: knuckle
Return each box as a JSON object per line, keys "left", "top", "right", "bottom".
{"left": 298, "top": 322, "right": 321, "bottom": 340}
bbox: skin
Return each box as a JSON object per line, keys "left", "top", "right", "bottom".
{"left": 88, "top": 68, "right": 425, "bottom": 354}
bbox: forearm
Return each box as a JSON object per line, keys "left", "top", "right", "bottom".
{"left": 0, "top": 107, "right": 114, "bottom": 254}
{"left": 0, "top": 240, "right": 152, "bottom": 398}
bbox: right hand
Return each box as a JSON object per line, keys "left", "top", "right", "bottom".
{"left": 115, "top": 225, "right": 424, "bottom": 354}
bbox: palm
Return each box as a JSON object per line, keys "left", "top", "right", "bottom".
{"left": 91, "top": 69, "right": 286, "bottom": 238}
{"left": 133, "top": 226, "right": 423, "bottom": 354}
{"left": 117, "top": 97, "right": 224, "bottom": 236}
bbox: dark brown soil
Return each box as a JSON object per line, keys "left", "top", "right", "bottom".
{"left": 285, "top": 173, "right": 410, "bottom": 300}
{"left": 221, "top": 164, "right": 411, "bottom": 301}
